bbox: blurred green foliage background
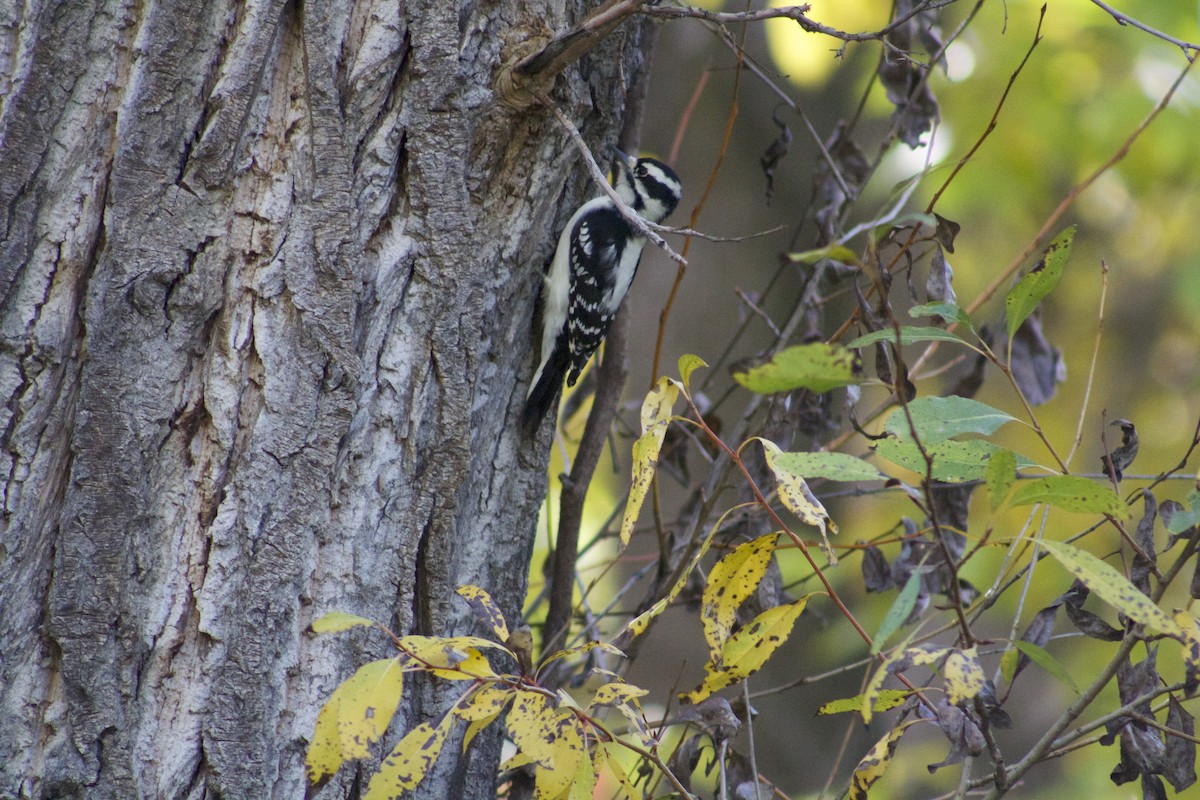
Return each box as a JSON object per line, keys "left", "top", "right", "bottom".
{"left": 534, "top": 1, "right": 1200, "bottom": 797}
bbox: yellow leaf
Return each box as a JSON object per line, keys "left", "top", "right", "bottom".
{"left": 619, "top": 424, "right": 668, "bottom": 548}
{"left": 455, "top": 684, "right": 517, "bottom": 721}
{"left": 399, "top": 635, "right": 503, "bottom": 679}
{"left": 678, "top": 354, "right": 708, "bottom": 389}
{"left": 684, "top": 594, "right": 813, "bottom": 704}
{"left": 336, "top": 659, "right": 405, "bottom": 760}
{"left": 311, "top": 610, "right": 377, "bottom": 634}
{"left": 305, "top": 657, "right": 405, "bottom": 788}
{"left": 1039, "top": 540, "right": 1183, "bottom": 637}
{"left": 639, "top": 375, "right": 680, "bottom": 433}
{"left": 862, "top": 645, "right": 948, "bottom": 724}
{"left": 601, "top": 742, "right": 642, "bottom": 799}
{"left": 500, "top": 751, "right": 538, "bottom": 771}
{"left": 455, "top": 585, "right": 510, "bottom": 642}
{"left": 364, "top": 711, "right": 456, "bottom": 799}
{"left": 619, "top": 503, "right": 751, "bottom": 643}
{"left": 758, "top": 438, "right": 839, "bottom": 563}
{"left": 539, "top": 640, "right": 626, "bottom": 675}
{"left": 818, "top": 689, "right": 913, "bottom": 716}
{"left": 535, "top": 714, "right": 585, "bottom": 800}
{"left": 944, "top": 647, "right": 985, "bottom": 705}
{"left": 455, "top": 684, "right": 516, "bottom": 752}
{"left": 701, "top": 533, "right": 780, "bottom": 656}
{"left": 848, "top": 721, "right": 918, "bottom": 800}
{"left": 588, "top": 681, "right": 649, "bottom": 709}
{"left": 306, "top": 690, "right": 347, "bottom": 787}
{"left": 619, "top": 378, "right": 680, "bottom": 548}
{"left": 506, "top": 691, "right": 558, "bottom": 766}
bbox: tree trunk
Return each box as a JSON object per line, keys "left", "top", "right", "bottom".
{"left": 0, "top": 2, "right": 642, "bottom": 797}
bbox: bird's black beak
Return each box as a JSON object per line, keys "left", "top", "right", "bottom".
{"left": 609, "top": 145, "right": 637, "bottom": 174}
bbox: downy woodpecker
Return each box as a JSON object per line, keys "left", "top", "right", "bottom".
{"left": 524, "top": 151, "right": 682, "bottom": 427}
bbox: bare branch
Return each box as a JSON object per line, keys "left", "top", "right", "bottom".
{"left": 1090, "top": 0, "right": 1200, "bottom": 60}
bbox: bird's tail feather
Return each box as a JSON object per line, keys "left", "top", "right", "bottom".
{"left": 523, "top": 343, "right": 569, "bottom": 431}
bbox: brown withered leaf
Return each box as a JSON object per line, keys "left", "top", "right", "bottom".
{"left": 975, "top": 679, "right": 1013, "bottom": 729}
{"left": 1130, "top": 490, "right": 1158, "bottom": 597}
{"left": 1102, "top": 418, "right": 1140, "bottom": 482}
{"left": 1008, "top": 313, "right": 1065, "bottom": 405}
{"left": 760, "top": 105, "right": 792, "bottom": 203}
{"left": 1105, "top": 650, "right": 1165, "bottom": 790}
{"left": 918, "top": 696, "right": 984, "bottom": 773}
{"left": 1063, "top": 580, "right": 1124, "bottom": 641}
{"left": 926, "top": 246, "right": 956, "bottom": 306}
{"left": 1011, "top": 602, "right": 1061, "bottom": 687}
{"left": 1165, "top": 695, "right": 1197, "bottom": 791}
{"left": 813, "top": 124, "right": 870, "bottom": 245}
{"left": 933, "top": 213, "right": 960, "bottom": 253}
{"left": 862, "top": 545, "right": 892, "bottom": 593}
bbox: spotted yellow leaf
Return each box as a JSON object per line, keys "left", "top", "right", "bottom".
{"left": 619, "top": 504, "right": 751, "bottom": 643}
{"left": 305, "top": 658, "right": 404, "bottom": 788}
{"left": 364, "top": 710, "right": 456, "bottom": 799}
{"left": 1038, "top": 540, "right": 1182, "bottom": 636}
{"left": 702, "top": 533, "right": 780, "bottom": 656}
{"left": 758, "top": 438, "right": 838, "bottom": 562}
{"left": 398, "top": 635, "right": 506, "bottom": 679}
{"left": 944, "top": 647, "right": 984, "bottom": 705}
{"left": 619, "top": 377, "right": 680, "bottom": 547}
{"left": 454, "top": 684, "right": 516, "bottom": 751}
{"left": 683, "top": 594, "right": 814, "bottom": 704}
{"left": 863, "top": 645, "right": 949, "bottom": 724}
{"left": 849, "top": 721, "right": 919, "bottom": 800}
{"left": 455, "top": 585, "right": 509, "bottom": 642}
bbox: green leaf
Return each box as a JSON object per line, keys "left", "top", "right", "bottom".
{"left": 1006, "top": 226, "right": 1075, "bottom": 340}
{"left": 1038, "top": 540, "right": 1182, "bottom": 637}
{"left": 1009, "top": 475, "right": 1130, "bottom": 518}
{"left": 770, "top": 451, "right": 886, "bottom": 482}
{"left": 871, "top": 570, "right": 923, "bottom": 655}
{"left": 987, "top": 449, "right": 1017, "bottom": 512}
{"left": 882, "top": 396, "right": 1017, "bottom": 442}
{"left": 846, "top": 325, "right": 970, "bottom": 350}
{"left": 733, "top": 343, "right": 863, "bottom": 394}
{"left": 702, "top": 534, "right": 780, "bottom": 656}
{"left": 311, "top": 611, "right": 377, "bottom": 634}
{"left": 786, "top": 244, "right": 860, "bottom": 266}
{"left": 874, "top": 437, "right": 1028, "bottom": 483}
{"left": 1008, "top": 640, "right": 1079, "bottom": 692}
{"left": 678, "top": 354, "right": 707, "bottom": 389}
{"left": 1164, "top": 489, "right": 1200, "bottom": 534}
{"left": 909, "top": 302, "right": 976, "bottom": 333}
{"left": 818, "top": 689, "right": 913, "bottom": 716}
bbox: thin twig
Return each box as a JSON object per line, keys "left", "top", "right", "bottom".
{"left": 1089, "top": 0, "right": 1200, "bottom": 60}
{"left": 535, "top": 89, "right": 687, "bottom": 266}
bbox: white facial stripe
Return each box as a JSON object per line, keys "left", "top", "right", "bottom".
{"left": 640, "top": 162, "right": 679, "bottom": 193}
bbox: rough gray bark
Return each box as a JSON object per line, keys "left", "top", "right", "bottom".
{"left": 0, "top": 1, "right": 644, "bottom": 797}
